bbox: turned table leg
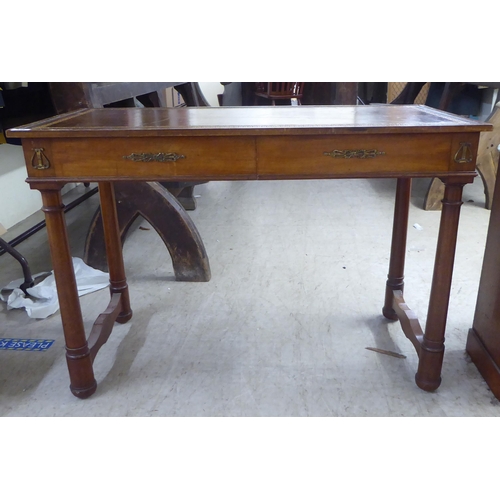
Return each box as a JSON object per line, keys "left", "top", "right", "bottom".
{"left": 98, "top": 182, "right": 133, "bottom": 324}
{"left": 415, "top": 180, "right": 466, "bottom": 391}
{"left": 40, "top": 184, "right": 97, "bottom": 399}
{"left": 383, "top": 178, "right": 412, "bottom": 320}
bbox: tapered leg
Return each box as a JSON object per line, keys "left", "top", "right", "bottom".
{"left": 98, "top": 182, "right": 133, "bottom": 324}
{"left": 415, "top": 181, "right": 466, "bottom": 391}
{"left": 383, "top": 178, "right": 412, "bottom": 320}
{"left": 40, "top": 185, "right": 97, "bottom": 399}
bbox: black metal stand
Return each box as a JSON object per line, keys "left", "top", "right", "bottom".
{"left": 0, "top": 237, "right": 34, "bottom": 293}
{"left": 0, "top": 186, "right": 98, "bottom": 293}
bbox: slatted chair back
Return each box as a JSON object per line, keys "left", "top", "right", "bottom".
{"left": 254, "top": 82, "right": 305, "bottom": 105}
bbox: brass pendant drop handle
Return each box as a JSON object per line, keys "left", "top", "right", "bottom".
{"left": 31, "top": 148, "right": 50, "bottom": 170}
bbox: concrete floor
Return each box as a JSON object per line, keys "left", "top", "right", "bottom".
{"left": 1, "top": 176, "right": 499, "bottom": 416}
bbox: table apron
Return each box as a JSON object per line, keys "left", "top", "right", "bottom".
{"left": 22, "top": 132, "right": 480, "bottom": 182}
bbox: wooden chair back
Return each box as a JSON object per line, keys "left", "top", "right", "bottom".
{"left": 254, "top": 82, "right": 305, "bottom": 104}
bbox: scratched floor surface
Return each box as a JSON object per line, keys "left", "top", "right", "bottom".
{"left": 1, "top": 176, "right": 499, "bottom": 416}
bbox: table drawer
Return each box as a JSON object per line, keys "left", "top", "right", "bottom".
{"left": 45, "top": 136, "right": 257, "bottom": 180}
{"left": 257, "top": 134, "right": 457, "bottom": 178}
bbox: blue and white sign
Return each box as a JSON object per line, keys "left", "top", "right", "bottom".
{"left": 0, "top": 338, "right": 55, "bottom": 351}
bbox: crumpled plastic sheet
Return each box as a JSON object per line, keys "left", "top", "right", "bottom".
{"left": 0, "top": 257, "right": 109, "bottom": 319}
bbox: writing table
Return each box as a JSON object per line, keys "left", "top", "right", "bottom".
{"left": 7, "top": 105, "right": 491, "bottom": 399}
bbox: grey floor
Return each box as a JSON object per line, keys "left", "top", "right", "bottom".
{"left": 1, "top": 176, "right": 499, "bottom": 416}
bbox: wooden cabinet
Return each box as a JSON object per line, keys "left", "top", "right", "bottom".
{"left": 467, "top": 150, "right": 500, "bottom": 398}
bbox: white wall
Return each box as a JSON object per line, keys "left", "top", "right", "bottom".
{"left": 0, "top": 144, "right": 78, "bottom": 231}
{"left": 0, "top": 144, "right": 42, "bottom": 230}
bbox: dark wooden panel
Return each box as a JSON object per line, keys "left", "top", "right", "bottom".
{"left": 467, "top": 154, "right": 500, "bottom": 398}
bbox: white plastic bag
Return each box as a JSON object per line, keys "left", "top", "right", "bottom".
{"left": 1, "top": 257, "right": 109, "bottom": 319}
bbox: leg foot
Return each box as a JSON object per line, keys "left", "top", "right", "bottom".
{"left": 70, "top": 381, "right": 98, "bottom": 399}
{"left": 415, "top": 342, "right": 444, "bottom": 391}
{"left": 415, "top": 374, "right": 442, "bottom": 392}
{"left": 382, "top": 305, "right": 398, "bottom": 321}
{"left": 116, "top": 309, "right": 133, "bottom": 324}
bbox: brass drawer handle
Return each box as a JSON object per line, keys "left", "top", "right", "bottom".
{"left": 324, "top": 149, "right": 385, "bottom": 159}
{"left": 123, "top": 152, "right": 185, "bottom": 162}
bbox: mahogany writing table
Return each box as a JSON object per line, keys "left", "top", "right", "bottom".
{"left": 7, "top": 105, "right": 491, "bottom": 399}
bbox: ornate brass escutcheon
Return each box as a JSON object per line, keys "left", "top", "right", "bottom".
{"left": 31, "top": 148, "right": 50, "bottom": 170}
{"left": 123, "top": 152, "right": 186, "bottom": 162}
{"left": 324, "top": 149, "right": 385, "bottom": 159}
{"left": 453, "top": 142, "right": 473, "bottom": 164}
